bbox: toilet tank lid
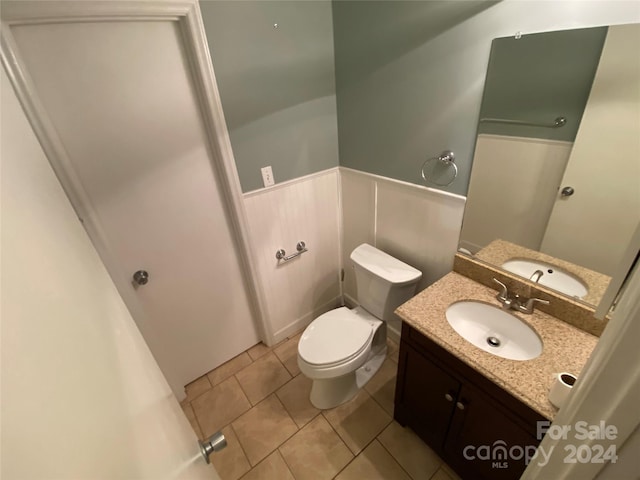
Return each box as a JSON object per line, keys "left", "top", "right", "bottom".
{"left": 350, "top": 244, "right": 422, "bottom": 285}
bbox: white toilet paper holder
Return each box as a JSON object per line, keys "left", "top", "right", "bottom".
{"left": 549, "top": 372, "right": 576, "bottom": 409}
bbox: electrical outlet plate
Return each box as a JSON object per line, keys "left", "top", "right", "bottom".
{"left": 261, "top": 166, "right": 275, "bottom": 187}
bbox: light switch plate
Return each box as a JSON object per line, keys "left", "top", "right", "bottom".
{"left": 261, "top": 166, "right": 275, "bottom": 187}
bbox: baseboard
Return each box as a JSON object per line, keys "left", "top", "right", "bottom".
{"left": 343, "top": 292, "right": 358, "bottom": 308}
{"left": 270, "top": 295, "right": 343, "bottom": 345}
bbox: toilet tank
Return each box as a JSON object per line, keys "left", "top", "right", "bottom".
{"left": 350, "top": 244, "right": 422, "bottom": 321}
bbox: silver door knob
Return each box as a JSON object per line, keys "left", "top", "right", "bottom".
{"left": 199, "top": 431, "right": 227, "bottom": 464}
{"left": 133, "top": 270, "right": 149, "bottom": 286}
{"left": 561, "top": 186, "right": 575, "bottom": 197}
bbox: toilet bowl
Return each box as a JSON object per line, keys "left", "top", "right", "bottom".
{"left": 298, "top": 306, "right": 386, "bottom": 409}
{"left": 297, "top": 243, "right": 421, "bottom": 409}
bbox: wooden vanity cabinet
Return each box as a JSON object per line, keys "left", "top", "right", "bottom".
{"left": 394, "top": 323, "right": 546, "bottom": 480}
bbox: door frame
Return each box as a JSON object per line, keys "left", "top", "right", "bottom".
{"left": 1, "top": 0, "right": 272, "bottom": 365}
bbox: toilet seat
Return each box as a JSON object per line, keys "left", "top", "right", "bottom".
{"left": 299, "top": 307, "right": 374, "bottom": 367}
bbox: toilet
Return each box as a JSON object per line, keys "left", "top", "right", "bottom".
{"left": 297, "top": 243, "right": 422, "bottom": 409}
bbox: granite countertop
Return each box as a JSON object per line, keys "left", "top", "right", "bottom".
{"left": 474, "top": 239, "right": 611, "bottom": 307}
{"left": 395, "top": 272, "right": 599, "bottom": 420}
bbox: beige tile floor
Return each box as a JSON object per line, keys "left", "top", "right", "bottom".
{"left": 181, "top": 332, "right": 460, "bottom": 480}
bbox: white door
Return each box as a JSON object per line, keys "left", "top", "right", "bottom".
{"left": 3, "top": 3, "right": 260, "bottom": 398}
{"left": 2, "top": 64, "right": 219, "bottom": 479}
{"left": 541, "top": 24, "right": 640, "bottom": 276}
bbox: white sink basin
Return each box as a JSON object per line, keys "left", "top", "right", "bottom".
{"left": 501, "top": 258, "right": 588, "bottom": 299}
{"left": 445, "top": 301, "right": 542, "bottom": 361}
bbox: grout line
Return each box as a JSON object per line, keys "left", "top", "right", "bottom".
{"left": 247, "top": 343, "right": 273, "bottom": 361}
{"left": 376, "top": 436, "right": 417, "bottom": 480}
{"left": 184, "top": 388, "right": 209, "bottom": 405}
{"left": 439, "top": 463, "right": 461, "bottom": 480}
{"left": 232, "top": 393, "right": 301, "bottom": 469}
{"left": 321, "top": 410, "right": 350, "bottom": 449}
{"left": 227, "top": 422, "right": 253, "bottom": 474}
{"left": 321, "top": 408, "right": 388, "bottom": 459}
{"left": 277, "top": 444, "right": 299, "bottom": 479}
{"left": 209, "top": 351, "right": 257, "bottom": 386}
{"left": 271, "top": 393, "right": 299, "bottom": 433}
{"left": 320, "top": 413, "right": 358, "bottom": 479}
{"left": 366, "top": 386, "right": 395, "bottom": 419}
{"left": 364, "top": 355, "right": 398, "bottom": 416}
{"left": 274, "top": 378, "right": 298, "bottom": 425}
{"left": 183, "top": 375, "right": 214, "bottom": 405}
{"left": 355, "top": 433, "right": 384, "bottom": 458}
{"left": 236, "top": 351, "right": 290, "bottom": 406}
{"left": 376, "top": 421, "right": 454, "bottom": 480}
{"left": 273, "top": 449, "right": 296, "bottom": 479}
{"left": 273, "top": 375, "right": 321, "bottom": 430}
{"left": 230, "top": 373, "right": 254, "bottom": 412}
{"left": 186, "top": 344, "right": 263, "bottom": 404}
{"left": 428, "top": 467, "right": 446, "bottom": 480}
{"left": 332, "top": 454, "right": 356, "bottom": 478}
{"left": 248, "top": 396, "right": 300, "bottom": 468}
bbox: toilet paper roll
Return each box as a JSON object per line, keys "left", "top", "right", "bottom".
{"left": 548, "top": 372, "right": 577, "bottom": 409}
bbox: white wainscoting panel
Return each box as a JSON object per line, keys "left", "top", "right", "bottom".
{"left": 376, "top": 177, "right": 466, "bottom": 292}
{"left": 460, "top": 134, "right": 573, "bottom": 253}
{"left": 340, "top": 168, "right": 466, "bottom": 337}
{"left": 340, "top": 168, "right": 376, "bottom": 301}
{"left": 243, "top": 169, "right": 342, "bottom": 343}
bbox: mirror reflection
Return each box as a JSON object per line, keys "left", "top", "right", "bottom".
{"left": 459, "top": 24, "right": 640, "bottom": 308}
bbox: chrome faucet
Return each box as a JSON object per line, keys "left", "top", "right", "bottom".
{"left": 492, "top": 278, "right": 549, "bottom": 314}
{"left": 529, "top": 270, "right": 544, "bottom": 283}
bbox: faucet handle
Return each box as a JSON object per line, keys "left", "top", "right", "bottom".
{"left": 520, "top": 297, "right": 550, "bottom": 314}
{"left": 492, "top": 278, "right": 509, "bottom": 301}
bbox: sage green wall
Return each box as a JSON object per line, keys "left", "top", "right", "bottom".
{"left": 333, "top": 1, "right": 640, "bottom": 196}
{"left": 200, "top": 1, "right": 338, "bottom": 193}
{"left": 479, "top": 27, "right": 607, "bottom": 141}
{"left": 332, "top": 1, "right": 498, "bottom": 196}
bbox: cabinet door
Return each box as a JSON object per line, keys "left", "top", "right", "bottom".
{"left": 396, "top": 344, "right": 461, "bottom": 449}
{"left": 444, "top": 384, "right": 540, "bottom": 480}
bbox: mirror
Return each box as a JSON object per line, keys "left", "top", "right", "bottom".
{"left": 459, "top": 24, "right": 640, "bottom": 308}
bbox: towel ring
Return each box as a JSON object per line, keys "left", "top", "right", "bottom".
{"left": 421, "top": 150, "right": 458, "bottom": 187}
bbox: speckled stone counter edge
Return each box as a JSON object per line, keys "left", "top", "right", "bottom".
{"left": 396, "top": 272, "right": 598, "bottom": 420}
{"left": 474, "top": 239, "right": 612, "bottom": 307}
{"left": 454, "top": 253, "right": 609, "bottom": 337}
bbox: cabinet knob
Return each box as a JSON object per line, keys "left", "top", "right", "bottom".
{"left": 444, "top": 393, "right": 453, "bottom": 402}
{"left": 456, "top": 401, "right": 465, "bottom": 410}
